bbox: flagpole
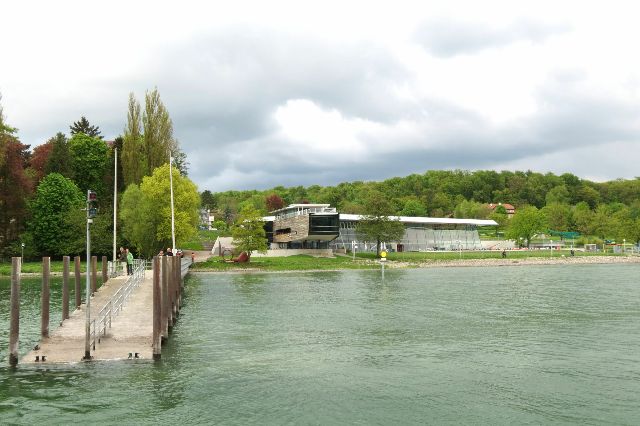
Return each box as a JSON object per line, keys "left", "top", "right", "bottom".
{"left": 112, "top": 147, "right": 117, "bottom": 265}
{"left": 169, "top": 152, "right": 176, "bottom": 254}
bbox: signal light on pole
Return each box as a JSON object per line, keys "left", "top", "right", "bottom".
{"left": 87, "top": 190, "right": 97, "bottom": 219}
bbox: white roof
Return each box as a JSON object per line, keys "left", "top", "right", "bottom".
{"left": 339, "top": 214, "right": 497, "bottom": 226}
{"left": 270, "top": 204, "right": 331, "bottom": 214}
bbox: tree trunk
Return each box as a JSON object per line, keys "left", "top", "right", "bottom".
{"left": 376, "top": 239, "right": 381, "bottom": 257}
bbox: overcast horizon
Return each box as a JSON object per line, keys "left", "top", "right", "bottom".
{"left": 2, "top": 1, "right": 640, "bottom": 192}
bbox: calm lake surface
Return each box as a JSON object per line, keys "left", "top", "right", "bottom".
{"left": 1, "top": 264, "right": 640, "bottom": 424}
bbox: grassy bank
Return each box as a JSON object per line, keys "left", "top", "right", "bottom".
{"left": 0, "top": 260, "right": 89, "bottom": 276}
{"left": 191, "top": 250, "right": 633, "bottom": 272}
{"left": 191, "top": 255, "right": 378, "bottom": 272}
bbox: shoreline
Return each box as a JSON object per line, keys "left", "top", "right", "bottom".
{"left": 190, "top": 255, "right": 640, "bottom": 274}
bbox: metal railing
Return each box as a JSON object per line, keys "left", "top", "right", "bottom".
{"left": 89, "top": 259, "right": 146, "bottom": 350}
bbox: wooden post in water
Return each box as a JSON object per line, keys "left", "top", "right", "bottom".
{"left": 161, "top": 256, "right": 169, "bottom": 339}
{"left": 62, "top": 256, "right": 70, "bottom": 321}
{"left": 153, "top": 256, "right": 161, "bottom": 360}
{"left": 74, "top": 256, "right": 82, "bottom": 308}
{"left": 41, "top": 257, "right": 50, "bottom": 338}
{"left": 176, "top": 256, "right": 182, "bottom": 311}
{"left": 91, "top": 255, "right": 97, "bottom": 294}
{"left": 172, "top": 256, "right": 178, "bottom": 320}
{"left": 101, "top": 256, "right": 108, "bottom": 284}
{"left": 167, "top": 257, "right": 174, "bottom": 327}
{"left": 9, "top": 257, "right": 21, "bottom": 367}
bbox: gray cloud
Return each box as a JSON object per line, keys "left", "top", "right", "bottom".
{"left": 414, "top": 18, "right": 569, "bottom": 57}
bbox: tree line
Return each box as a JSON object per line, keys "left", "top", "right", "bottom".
{"left": 202, "top": 170, "right": 640, "bottom": 246}
{"left": 0, "top": 89, "right": 199, "bottom": 260}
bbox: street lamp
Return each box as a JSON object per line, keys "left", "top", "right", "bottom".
{"left": 550, "top": 240, "right": 553, "bottom": 258}
{"left": 21, "top": 243, "right": 25, "bottom": 259}
{"left": 623, "top": 238, "right": 626, "bottom": 254}
{"left": 456, "top": 240, "right": 461, "bottom": 259}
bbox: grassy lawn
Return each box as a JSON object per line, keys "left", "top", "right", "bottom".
{"left": 192, "top": 254, "right": 378, "bottom": 272}
{"left": 181, "top": 229, "right": 228, "bottom": 251}
{"left": 357, "top": 250, "right": 624, "bottom": 262}
{"left": 0, "top": 260, "right": 89, "bottom": 276}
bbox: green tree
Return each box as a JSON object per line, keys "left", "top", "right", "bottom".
{"left": 572, "top": 202, "right": 593, "bottom": 235}
{"left": 541, "top": 203, "right": 572, "bottom": 231}
{"left": 231, "top": 205, "right": 268, "bottom": 257}
{"left": 506, "top": 206, "right": 545, "bottom": 248}
{"left": 356, "top": 191, "right": 405, "bottom": 257}
{"left": 143, "top": 88, "right": 178, "bottom": 173}
{"left": 400, "top": 198, "right": 427, "bottom": 217}
{"left": 70, "top": 116, "right": 102, "bottom": 139}
{"left": 68, "top": 133, "right": 109, "bottom": 194}
{"left": 45, "top": 132, "right": 72, "bottom": 178}
{"left": 545, "top": 185, "right": 571, "bottom": 205}
{"left": 122, "top": 92, "right": 146, "bottom": 186}
{"left": 29, "top": 173, "right": 83, "bottom": 255}
{"left": 120, "top": 164, "right": 200, "bottom": 257}
{"left": 454, "top": 199, "right": 491, "bottom": 219}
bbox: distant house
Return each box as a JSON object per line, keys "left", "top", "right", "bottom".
{"left": 199, "top": 209, "right": 215, "bottom": 230}
{"left": 488, "top": 203, "right": 515, "bottom": 217}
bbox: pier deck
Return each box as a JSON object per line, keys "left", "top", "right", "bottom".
{"left": 22, "top": 271, "right": 155, "bottom": 364}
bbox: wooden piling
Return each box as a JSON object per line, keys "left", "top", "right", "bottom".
{"left": 42, "top": 257, "right": 50, "bottom": 338}
{"left": 91, "top": 255, "right": 97, "bottom": 294}
{"left": 62, "top": 256, "right": 70, "bottom": 320}
{"left": 153, "top": 256, "right": 161, "bottom": 360}
{"left": 74, "top": 256, "right": 82, "bottom": 308}
{"left": 102, "top": 256, "right": 108, "bottom": 284}
{"left": 167, "top": 257, "right": 174, "bottom": 326}
{"left": 161, "top": 256, "right": 169, "bottom": 339}
{"left": 9, "top": 257, "right": 21, "bottom": 366}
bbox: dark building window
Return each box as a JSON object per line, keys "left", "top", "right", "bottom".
{"left": 310, "top": 215, "right": 339, "bottom": 235}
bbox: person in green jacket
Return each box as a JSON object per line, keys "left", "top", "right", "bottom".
{"left": 126, "top": 249, "right": 134, "bottom": 275}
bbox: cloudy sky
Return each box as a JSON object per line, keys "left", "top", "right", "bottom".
{"left": 2, "top": 0, "right": 639, "bottom": 191}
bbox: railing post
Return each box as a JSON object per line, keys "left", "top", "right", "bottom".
{"left": 41, "top": 257, "right": 50, "bottom": 338}
{"left": 62, "top": 256, "right": 70, "bottom": 321}
{"left": 102, "top": 256, "right": 108, "bottom": 284}
{"left": 91, "top": 256, "right": 97, "bottom": 295}
{"left": 161, "top": 256, "right": 169, "bottom": 340}
{"left": 74, "top": 256, "right": 82, "bottom": 308}
{"left": 153, "top": 256, "right": 161, "bottom": 360}
{"left": 9, "top": 257, "right": 21, "bottom": 367}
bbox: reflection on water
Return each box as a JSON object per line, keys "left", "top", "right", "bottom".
{"left": 1, "top": 265, "right": 640, "bottom": 424}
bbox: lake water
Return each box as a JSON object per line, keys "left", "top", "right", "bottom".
{"left": 1, "top": 264, "right": 640, "bottom": 424}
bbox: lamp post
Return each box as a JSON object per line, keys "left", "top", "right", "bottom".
{"left": 550, "top": 240, "right": 553, "bottom": 258}
{"left": 623, "top": 238, "right": 626, "bottom": 254}
{"left": 21, "top": 243, "right": 24, "bottom": 260}
{"left": 457, "top": 240, "right": 461, "bottom": 259}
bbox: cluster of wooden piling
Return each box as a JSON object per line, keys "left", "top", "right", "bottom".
{"left": 152, "top": 255, "right": 183, "bottom": 360}
{"left": 7, "top": 255, "right": 111, "bottom": 367}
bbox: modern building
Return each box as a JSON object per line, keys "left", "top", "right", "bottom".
{"left": 267, "top": 204, "right": 340, "bottom": 249}
{"left": 332, "top": 214, "right": 497, "bottom": 252}
{"left": 262, "top": 204, "right": 497, "bottom": 253}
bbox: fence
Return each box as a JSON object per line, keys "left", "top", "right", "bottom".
{"left": 89, "top": 259, "right": 145, "bottom": 349}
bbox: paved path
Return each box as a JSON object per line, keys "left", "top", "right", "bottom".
{"left": 22, "top": 272, "right": 154, "bottom": 364}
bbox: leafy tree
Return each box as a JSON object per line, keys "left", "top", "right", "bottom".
{"left": 29, "top": 140, "right": 53, "bottom": 183}
{"left": 356, "top": 191, "right": 405, "bottom": 257}
{"left": 0, "top": 133, "right": 32, "bottom": 255}
{"left": 28, "top": 173, "right": 83, "bottom": 256}
{"left": 201, "top": 190, "right": 217, "bottom": 209}
{"left": 122, "top": 92, "right": 146, "bottom": 186}
{"left": 545, "top": 185, "right": 571, "bottom": 205}
{"left": 70, "top": 116, "right": 102, "bottom": 139}
{"left": 454, "top": 199, "right": 491, "bottom": 219}
{"left": 590, "top": 204, "right": 613, "bottom": 240}
{"left": 68, "top": 133, "right": 109, "bottom": 194}
{"left": 122, "top": 89, "right": 185, "bottom": 186}
{"left": 572, "top": 202, "right": 593, "bottom": 235}
{"left": 400, "top": 199, "right": 427, "bottom": 217}
{"left": 231, "top": 205, "right": 268, "bottom": 257}
{"left": 44, "top": 132, "right": 72, "bottom": 178}
{"left": 143, "top": 88, "right": 178, "bottom": 173}
{"left": 541, "top": 203, "right": 572, "bottom": 232}
{"left": 489, "top": 210, "right": 508, "bottom": 237}
{"left": 120, "top": 164, "right": 200, "bottom": 257}
{"left": 265, "top": 193, "right": 285, "bottom": 212}
{"left": 506, "top": 206, "right": 545, "bottom": 248}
